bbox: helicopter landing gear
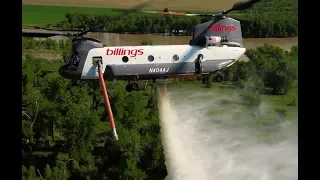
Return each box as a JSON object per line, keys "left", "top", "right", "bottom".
{"left": 195, "top": 54, "right": 204, "bottom": 74}
{"left": 214, "top": 73, "right": 223, "bottom": 82}
{"left": 202, "top": 74, "right": 223, "bottom": 84}
{"left": 125, "top": 82, "right": 141, "bottom": 92}
{"left": 202, "top": 76, "right": 210, "bottom": 84}
{"left": 126, "top": 77, "right": 142, "bottom": 92}
{"left": 125, "top": 84, "right": 134, "bottom": 92}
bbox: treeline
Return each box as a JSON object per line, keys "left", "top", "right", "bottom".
{"left": 22, "top": 37, "right": 72, "bottom": 62}
{"left": 22, "top": 37, "right": 297, "bottom": 179}
{"left": 223, "top": 44, "right": 298, "bottom": 96}
{"left": 52, "top": 0, "right": 297, "bottom": 38}
{"left": 22, "top": 37, "right": 71, "bottom": 51}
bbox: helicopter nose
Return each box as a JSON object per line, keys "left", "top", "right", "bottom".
{"left": 59, "top": 64, "right": 82, "bottom": 80}
{"left": 58, "top": 64, "right": 70, "bottom": 79}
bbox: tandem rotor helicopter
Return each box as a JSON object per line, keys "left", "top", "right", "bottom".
{"left": 22, "top": 0, "right": 262, "bottom": 140}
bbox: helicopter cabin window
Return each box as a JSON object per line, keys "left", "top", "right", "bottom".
{"left": 148, "top": 55, "right": 154, "bottom": 62}
{"left": 122, "top": 56, "right": 129, "bottom": 63}
{"left": 172, "top": 54, "right": 179, "bottom": 61}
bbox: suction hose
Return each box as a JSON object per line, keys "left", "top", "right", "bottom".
{"left": 97, "top": 60, "right": 118, "bottom": 140}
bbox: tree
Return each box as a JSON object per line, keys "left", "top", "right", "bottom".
{"left": 140, "top": 40, "right": 153, "bottom": 45}
{"left": 58, "top": 40, "right": 65, "bottom": 51}
{"left": 22, "top": 165, "right": 28, "bottom": 180}
{"left": 62, "top": 102, "right": 100, "bottom": 162}
{"left": 62, "top": 39, "right": 72, "bottom": 62}
{"left": 238, "top": 74, "right": 264, "bottom": 93}
{"left": 121, "top": 152, "right": 147, "bottom": 180}
{"left": 245, "top": 44, "right": 297, "bottom": 94}
{"left": 44, "top": 164, "right": 52, "bottom": 180}
{"left": 28, "top": 166, "right": 38, "bottom": 180}
{"left": 51, "top": 154, "right": 71, "bottom": 180}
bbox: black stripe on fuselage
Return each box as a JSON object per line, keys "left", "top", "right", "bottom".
{"left": 103, "top": 59, "right": 235, "bottom": 80}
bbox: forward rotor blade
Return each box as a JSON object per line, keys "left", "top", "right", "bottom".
{"left": 75, "top": 24, "right": 105, "bottom": 37}
{"left": 22, "top": 1, "right": 154, "bottom": 38}
{"left": 22, "top": 29, "right": 67, "bottom": 38}
{"left": 74, "top": 0, "right": 154, "bottom": 36}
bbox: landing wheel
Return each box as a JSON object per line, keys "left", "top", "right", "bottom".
{"left": 131, "top": 81, "right": 140, "bottom": 91}
{"left": 202, "top": 76, "right": 209, "bottom": 84}
{"left": 126, "top": 81, "right": 141, "bottom": 92}
{"left": 125, "top": 84, "right": 134, "bottom": 92}
{"left": 215, "top": 74, "right": 223, "bottom": 82}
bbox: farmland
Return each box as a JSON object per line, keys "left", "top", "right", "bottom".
{"left": 22, "top": 4, "right": 125, "bottom": 25}
{"left": 22, "top": 0, "right": 241, "bottom": 12}
{"left": 22, "top": 0, "right": 246, "bottom": 26}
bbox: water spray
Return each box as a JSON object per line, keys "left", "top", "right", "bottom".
{"left": 156, "top": 83, "right": 297, "bottom": 180}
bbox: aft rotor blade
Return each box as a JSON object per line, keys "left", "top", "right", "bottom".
{"left": 192, "top": 18, "right": 221, "bottom": 41}
{"left": 142, "top": 10, "right": 201, "bottom": 16}
{"left": 75, "top": 24, "right": 105, "bottom": 37}
{"left": 108, "top": 1, "right": 154, "bottom": 22}
{"left": 194, "top": 0, "right": 262, "bottom": 40}
{"left": 224, "top": 0, "right": 262, "bottom": 14}
{"left": 174, "top": 0, "right": 262, "bottom": 74}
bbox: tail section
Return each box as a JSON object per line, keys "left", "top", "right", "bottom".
{"left": 193, "top": 17, "right": 243, "bottom": 46}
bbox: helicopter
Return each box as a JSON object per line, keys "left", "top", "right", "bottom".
{"left": 22, "top": 0, "right": 262, "bottom": 140}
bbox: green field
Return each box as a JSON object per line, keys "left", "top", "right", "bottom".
{"left": 22, "top": 5, "right": 125, "bottom": 25}
{"left": 22, "top": 4, "right": 245, "bottom": 26}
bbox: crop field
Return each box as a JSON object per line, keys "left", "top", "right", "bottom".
{"left": 22, "top": 5, "right": 125, "bottom": 25}
{"left": 22, "top": 0, "right": 245, "bottom": 25}
{"left": 23, "top": 0, "right": 241, "bottom": 11}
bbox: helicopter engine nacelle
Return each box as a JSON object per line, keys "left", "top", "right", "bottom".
{"left": 192, "top": 17, "right": 243, "bottom": 47}
{"left": 59, "top": 37, "right": 103, "bottom": 79}
{"left": 191, "top": 35, "right": 228, "bottom": 47}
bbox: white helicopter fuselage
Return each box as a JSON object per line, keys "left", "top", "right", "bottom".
{"left": 79, "top": 44, "right": 246, "bottom": 80}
